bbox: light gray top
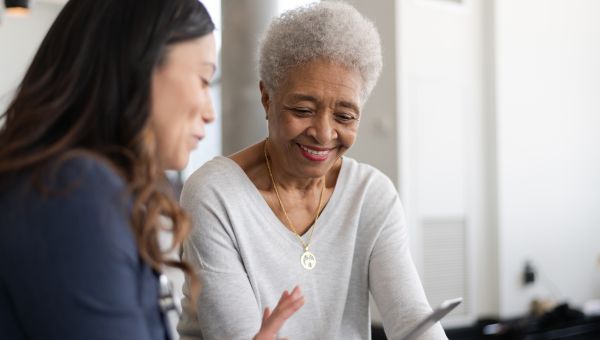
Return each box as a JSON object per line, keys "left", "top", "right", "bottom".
{"left": 177, "top": 156, "right": 447, "bottom": 340}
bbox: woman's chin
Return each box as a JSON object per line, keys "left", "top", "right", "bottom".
{"left": 163, "top": 155, "right": 189, "bottom": 172}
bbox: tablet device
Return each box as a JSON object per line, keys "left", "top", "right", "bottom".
{"left": 399, "top": 297, "right": 463, "bottom": 340}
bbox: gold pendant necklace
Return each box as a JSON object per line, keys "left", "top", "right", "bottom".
{"left": 264, "top": 138, "right": 325, "bottom": 270}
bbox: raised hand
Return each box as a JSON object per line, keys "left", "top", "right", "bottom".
{"left": 253, "top": 286, "right": 305, "bottom": 340}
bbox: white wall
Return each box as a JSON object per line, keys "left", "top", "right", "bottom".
{"left": 495, "top": 0, "right": 600, "bottom": 317}
{"left": 352, "top": 0, "right": 600, "bottom": 323}
{"left": 0, "top": 3, "right": 62, "bottom": 113}
{"left": 398, "top": 0, "right": 493, "bottom": 324}
{"left": 341, "top": 0, "right": 400, "bottom": 187}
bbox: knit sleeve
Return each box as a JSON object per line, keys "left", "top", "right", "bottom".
{"left": 366, "top": 173, "right": 448, "bottom": 340}
{"left": 177, "top": 161, "right": 262, "bottom": 340}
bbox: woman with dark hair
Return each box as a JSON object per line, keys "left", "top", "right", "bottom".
{"left": 0, "top": 0, "right": 302, "bottom": 339}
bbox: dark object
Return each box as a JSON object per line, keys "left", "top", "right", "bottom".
{"left": 537, "top": 303, "right": 585, "bottom": 330}
{"left": 524, "top": 262, "right": 536, "bottom": 285}
{"left": 372, "top": 324, "right": 387, "bottom": 339}
{"left": 5, "top": 0, "right": 29, "bottom": 9}
{"left": 373, "top": 305, "right": 600, "bottom": 340}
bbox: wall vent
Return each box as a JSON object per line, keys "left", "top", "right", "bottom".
{"left": 422, "top": 217, "right": 468, "bottom": 317}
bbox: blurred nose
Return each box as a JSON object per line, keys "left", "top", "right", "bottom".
{"left": 202, "top": 90, "right": 215, "bottom": 124}
{"left": 307, "top": 112, "right": 337, "bottom": 145}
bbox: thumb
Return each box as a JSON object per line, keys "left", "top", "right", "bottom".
{"left": 262, "top": 307, "right": 271, "bottom": 324}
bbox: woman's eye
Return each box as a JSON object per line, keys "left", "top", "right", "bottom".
{"left": 292, "top": 108, "right": 313, "bottom": 116}
{"left": 335, "top": 113, "right": 356, "bottom": 122}
{"left": 200, "top": 77, "right": 211, "bottom": 88}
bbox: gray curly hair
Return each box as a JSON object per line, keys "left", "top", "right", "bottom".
{"left": 258, "top": 1, "right": 382, "bottom": 104}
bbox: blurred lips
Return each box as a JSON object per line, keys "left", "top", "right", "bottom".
{"left": 297, "top": 143, "right": 334, "bottom": 161}
{"left": 190, "top": 134, "right": 204, "bottom": 149}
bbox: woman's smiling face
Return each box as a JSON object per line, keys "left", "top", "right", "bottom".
{"left": 261, "top": 58, "right": 363, "bottom": 179}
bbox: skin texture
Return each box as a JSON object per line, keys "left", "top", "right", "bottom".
{"left": 263, "top": 59, "right": 362, "bottom": 183}
{"left": 150, "top": 33, "right": 217, "bottom": 171}
{"left": 231, "top": 59, "right": 363, "bottom": 236}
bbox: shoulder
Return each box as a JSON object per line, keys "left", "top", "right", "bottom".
{"left": 339, "top": 158, "right": 406, "bottom": 238}
{"left": 1, "top": 153, "right": 137, "bottom": 266}
{"left": 38, "top": 154, "right": 131, "bottom": 232}
{"left": 40, "top": 153, "right": 127, "bottom": 195}
{"left": 183, "top": 156, "right": 243, "bottom": 192}
{"left": 341, "top": 156, "right": 397, "bottom": 199}
{"left": 181, "top": 156, "right": 246, "bottom": 207}
{"left": 40, "top": 155, "right": 130, "bottom": 217}
{"left": 2, "top": 154, "right": 128, "bottom": 209}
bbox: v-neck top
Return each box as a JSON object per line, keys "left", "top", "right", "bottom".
{"left": 177, "top": 156, "right": 447, "bottom": 340}
{"left": 234, "top": 155, "right": 347, "bottom": 249}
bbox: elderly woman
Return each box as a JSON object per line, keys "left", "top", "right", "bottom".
{"left": 178, "top": 2, "right": 447, "bottom": 339}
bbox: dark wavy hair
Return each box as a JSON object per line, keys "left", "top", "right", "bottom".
{"left": 0, "top": 0, "right": 215, "bottom": 300}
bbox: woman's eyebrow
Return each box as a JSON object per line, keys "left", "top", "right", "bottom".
{"left": 337, "top": 100, "right": 360, "bottom": 114}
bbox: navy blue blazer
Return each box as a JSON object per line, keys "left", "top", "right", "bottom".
{"left": 0, "top": 157, "right": 170, "bottom": 339}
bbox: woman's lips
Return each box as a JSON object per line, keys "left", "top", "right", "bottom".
{"left": 190, "top": 134, "right": 204, "bottom": 149}
{"left": 297, "top": 143, "right": 333, "bottom": 161}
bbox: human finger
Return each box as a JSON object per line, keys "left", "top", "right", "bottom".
{"left": 261, "top": 286, "right": 304, "bottom": 334}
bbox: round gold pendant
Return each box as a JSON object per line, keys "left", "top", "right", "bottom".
{"left": 301, "top": 250, "right": 316, "bottom": 270}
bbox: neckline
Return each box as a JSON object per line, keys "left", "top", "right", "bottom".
{"left": 217, "top": 156, "right": 349, "bottom": 249}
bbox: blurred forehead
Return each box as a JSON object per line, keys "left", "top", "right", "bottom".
{"left": 161, "top": 33, "right": 217, "bottom": 72}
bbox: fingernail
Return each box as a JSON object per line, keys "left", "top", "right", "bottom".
{"left": 292, "top": 286, "right": 302, "bottom": 298}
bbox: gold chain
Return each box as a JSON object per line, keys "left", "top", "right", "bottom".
{"left": 263, "top": 138, "right": 325, "bottom": 251}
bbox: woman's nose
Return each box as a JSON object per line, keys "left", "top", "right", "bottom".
{"left": 202, "top": 93, "right": 216, "bottom": 124}
{"left": 308, "top": 114, "right": 337, "bottom": 144}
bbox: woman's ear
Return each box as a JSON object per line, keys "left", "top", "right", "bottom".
{"left": 259, "top": 81, "right": 270, "bottom": 119}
